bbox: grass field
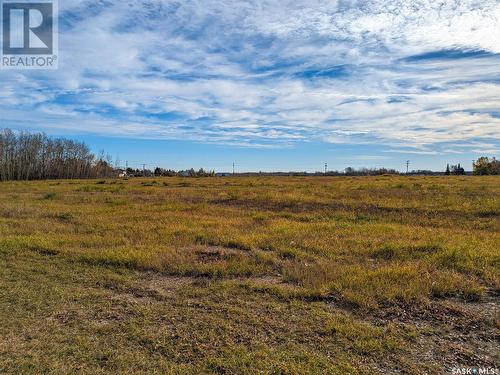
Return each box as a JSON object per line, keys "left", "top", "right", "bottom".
{"left": 0, "top": 176, "right": 498, "bottom": 374}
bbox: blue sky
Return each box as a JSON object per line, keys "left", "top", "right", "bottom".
{"left": 1, "top": 0, "right": 499, "bottom": 172}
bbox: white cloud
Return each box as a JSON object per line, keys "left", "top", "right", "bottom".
{"left": 0, "top": 0, "right": 499, "bottom": 152}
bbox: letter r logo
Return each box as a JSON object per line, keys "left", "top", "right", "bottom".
{"left": 2, "top": 2, "right": 53, "bottom": 55}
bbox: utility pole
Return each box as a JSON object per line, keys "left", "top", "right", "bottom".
{"left": 325, "top": 163, "right": 328, "bottom": 175}
{"left": 406, "top": 160, "right": 410, "bottom": 174}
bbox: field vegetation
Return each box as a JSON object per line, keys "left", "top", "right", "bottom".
{"left": 0, "top": 176, "right": 498, "bottom": 374}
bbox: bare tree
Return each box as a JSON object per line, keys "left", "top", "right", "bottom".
{"left": 0, "top": 128, "right": 114, "bottom": 181}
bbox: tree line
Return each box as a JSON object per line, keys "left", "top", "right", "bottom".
{"left": 444, "top": 158, "right": 499, "bottom": 176}
{"left": 0, "top": 129, "right": 114, "bottom": 181}
{"left": 473, "top": 157, "right": 499, "bottom": 175}
{"left": 445, "top": 163, "right": 465, "bottom": 175}
{"left": 124, "top": 167, "right": 216, "bottom": 178}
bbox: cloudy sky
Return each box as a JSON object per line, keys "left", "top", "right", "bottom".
{"left": 1, "top": 0, "right": 499, "bottom": 172}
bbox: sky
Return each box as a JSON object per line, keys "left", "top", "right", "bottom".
{"left": 1, "top": 0, "right": 499, "bottom": 172}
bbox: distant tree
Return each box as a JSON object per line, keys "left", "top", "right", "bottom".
{"left": 93, "top": 159, "right": 114, "bottom": 178}
{"left": 408, "top": 170, "right": 437, "bottom": 176}
{"left": 450, "top": 163, "right": 465, "bottom": 175}
{"left": 445, "top": 164, "right": 451, "bottom": 175}
{"left": 344, "top": 167, "right": 355, "bottom": 175}
{"left": 473, "top": 157, "right": 499, "bottom": 175}
{"left": 154, "top": 167, "right": 163, "bottom": 177}
{"left": 342, "top": 166, "right": 399, "bottom": 176}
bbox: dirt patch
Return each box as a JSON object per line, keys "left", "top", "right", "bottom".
{"left": 328, "top": 293, "right": 499, "bottom": 369}
{"left": 139, "top": 272, "right": 196, "bottom": 293}
{"left": 109, "top": 267, "right": 285, "bottom": 306}
{"left": 241, "top": 275, "right": 283, "bottom": 286}
{"left": 139, "top": 271, "right": 284, "bottom": 292}
{"left": 192, "top": 246, "right": 246, "bottom": 263}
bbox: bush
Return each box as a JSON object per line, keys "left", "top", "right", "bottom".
{"left": 473, "top": 157, "right": 499, "bottom": 175}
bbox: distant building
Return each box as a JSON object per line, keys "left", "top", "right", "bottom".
{"left": 115, "top": 169, "right": 127, "bottom": 178}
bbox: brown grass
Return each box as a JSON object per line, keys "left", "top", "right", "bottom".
{"left": 0, "top": 176, "right": 498, "bottom": 373}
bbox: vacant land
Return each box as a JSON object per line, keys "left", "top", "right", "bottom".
{"left": 0, "top": 176, "right": 498, "bottom": 374}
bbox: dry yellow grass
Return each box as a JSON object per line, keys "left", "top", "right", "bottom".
{"left": 0, "top": 176, "right": 498, "bottom": 373}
